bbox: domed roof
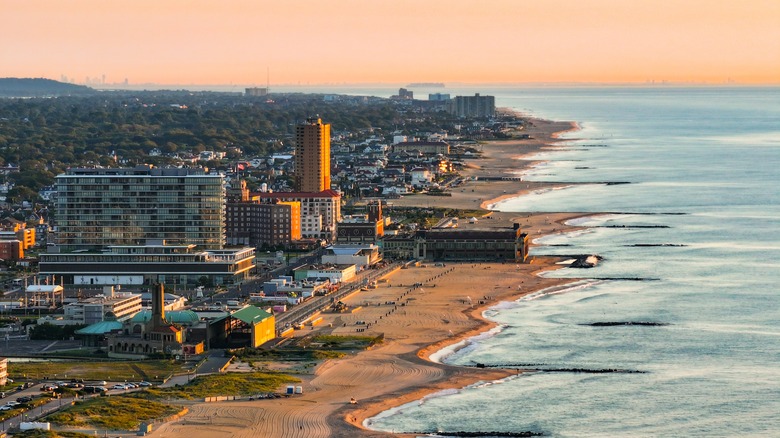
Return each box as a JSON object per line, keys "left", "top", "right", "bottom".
{"left": 75, "top": 320, "right": 123, "bottom": 335}
{"left": 129, "top": 310, "right": 200, "bottom": 324}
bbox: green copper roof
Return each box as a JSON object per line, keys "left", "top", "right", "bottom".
{"left": 230, "top": 306, "right": 273, "bottom": 325}
{"left": 75, "top": 320, "right": 123, "bottom": 335}
{"left": 129, "top": 310, "right": 200, "bottom": 324}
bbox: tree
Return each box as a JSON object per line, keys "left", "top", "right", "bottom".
{"left": 5, "top": 186, "right": 39, "bottom": 204}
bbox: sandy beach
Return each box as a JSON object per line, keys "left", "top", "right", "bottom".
{"left": 150, "top": 117, "right": 585, "bottom": 438}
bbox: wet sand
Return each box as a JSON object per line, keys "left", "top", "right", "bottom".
{"left": 150, "top": 116, "right": 586, "bottom": 438}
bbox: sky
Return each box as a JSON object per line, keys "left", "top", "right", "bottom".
{"left": 3, "top": 0, "right": 779, "bottom": 86}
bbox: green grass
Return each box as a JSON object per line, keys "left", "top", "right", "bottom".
{"left": 46, "top": 397, "right": 180, "bottom": 430}
{"left": 37, "top": 348, "right": 109, "bottom": 359}
{"left": 130, "top": 371, "right": 299, "bottom": 400}
{"left": 9, "top": 360, "right": 180, "bottom": 382}
{"left": 311, "top": 350, "right": 346, "bottom": 360}
{"left": 9, "top": 431, "right": 94, "bottom": 438}
{"left": 309, "top": 334, "right": 382, "bottom": 349}
{"left": 231, "top": 335, "right": 382, "bottom": 364}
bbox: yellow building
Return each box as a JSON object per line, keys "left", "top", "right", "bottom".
{"left": 278, "top": 201, "right": 302, "bottom": 241}
{"left": 295, "top": 117, "right": 331, "bottom": 192}
{"left": 225, "top": 306, "right": 275, "bottom": 348}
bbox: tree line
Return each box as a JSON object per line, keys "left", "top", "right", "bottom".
{"left": 0, "top": 90, "right": 457, "bottom": 203}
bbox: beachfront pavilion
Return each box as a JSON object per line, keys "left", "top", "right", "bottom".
{"left": 414, "top": 226, "right": 529, "bottom": 262}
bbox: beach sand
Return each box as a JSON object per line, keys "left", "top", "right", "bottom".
{"left": 150, "top": 117, "right": 584, "bottom": 438}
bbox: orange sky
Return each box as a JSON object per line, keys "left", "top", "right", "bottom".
{"left": 2, "top": 0, "right": 779, "bottom": 85}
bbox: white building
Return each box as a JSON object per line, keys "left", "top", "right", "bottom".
{"left": 293, "top": 264, "right": 357, "bottom": 284}
{"left": 321, "top": 244, "right": 380, "bottom": 270}
{"left": 63, "top": 287, "right": 142, "bottom": 325}
{"left": 410, "top": 168, "right": 434, "bottom": 186}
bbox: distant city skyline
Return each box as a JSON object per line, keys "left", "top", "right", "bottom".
{"left": 3, "top": 0, "right": 779, "bottom": 86}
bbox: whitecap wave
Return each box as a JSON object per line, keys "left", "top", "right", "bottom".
{"left": 429, "top": 324, "right": 507, "bottom": 364}
{"left": 517, "top": 279, "right": 603, "bottom": 302}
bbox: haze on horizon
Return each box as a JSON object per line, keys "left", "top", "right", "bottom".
{"left": 3, "top": 0, "right": 779, "bottom": 86}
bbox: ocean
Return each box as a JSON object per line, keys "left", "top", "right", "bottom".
{"left": 364, "top": 86, "right": 780, "bottom": 437}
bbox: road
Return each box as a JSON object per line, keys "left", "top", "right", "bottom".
{"left": 273, "top": 262, "right": 400, "bottom": 332}
{"left": 189, "top": 247, "right": 325, "bottom": 307}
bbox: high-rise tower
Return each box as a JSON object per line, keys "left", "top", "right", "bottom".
{"left": 294, "top": 117, "right": 331, "bottom": 193}
{"left": 54, "top": 166, "right": 225, "bottom": 250}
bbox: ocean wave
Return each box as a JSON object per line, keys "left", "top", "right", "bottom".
{"left": 516, "top": 279, "right": 603, "bottom": 302}
{"left": 564, "top": 213, "right": 634, "bottom": 227}
{"left": 418, "top": 388, "right": 461, "bottom": 406}
{"left": 465, "top": 373, "right": 524, "bottom": 389}
{"left": 364, "top": 398, "right": 422, "bottom": 426}
{"left": 532, "top": 228, "right": 593, "bottom": 245}
{"left": 430, "top": 324, "right": 507, "bottom": 364}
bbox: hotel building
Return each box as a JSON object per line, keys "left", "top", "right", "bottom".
{"left": 448, "top": 93, "right": 496, "bottom": 118}
{"left": 41, "top": 166, "right": 255, "bottom": 286}
{"left": 54, "top": 166, "right": 225, "bottom": 251}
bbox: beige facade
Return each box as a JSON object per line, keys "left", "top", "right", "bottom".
{"left": 0, "top": 357, "right": 7, "bottom": 386}
{"left": 254, "top": 190, "right": 341, "bottom": 241}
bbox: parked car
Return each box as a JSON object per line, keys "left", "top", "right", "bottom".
{"left": 138, "top": 381, "right": 153, "bottom": 387}
{"left": 112, "top": 384, "right": 127, "bottom": 390}
{"left": 16, "top": 396, "right": 32, "bottom": 403}
{"left": 83, "top": 386, "right": 108, "bottom": 394}
{"left": 0, "top": 405, "right": 12, "bottom": 411}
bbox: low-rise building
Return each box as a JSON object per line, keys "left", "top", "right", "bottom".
{"left": 211, "top": 306, "right": 275, "bottom": 348}
{"left": 321, "top": 244, "right": 381, "bottom": 270}
{"left": 39, "top": 244, "right": 256, "bottom": 287}
{"left": 379, "top": 234, "right": 416, "bottom": 260}
{"left": 253, "top": 190, "right": 341, "bottom": 241}
{"left": 64, "top": 289, "right": 142, "bottom": 325}
{"left": 25, "top": 285, "right": 65, "bottom": 308}
{"left": 414, "top": 225, "right": 529, "bottom": 262}
{"left": 336, "top": 201, "right": 384, "bottom": 244}
{"left": 139, "top": 292, "right": 187, "bottom": 311}
{"left": 393, "top": 141, "right": 450, "bottom": 155}
{"left": 292, "top": 263, "right": 357, "bottom": 284}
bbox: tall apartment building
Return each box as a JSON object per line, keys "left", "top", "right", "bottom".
{"left": 294, "top": 117, "right": 331, "bottom": 193}
{"left": 54, "top": 166, "right": 225, "bottom": 250}
{"left": 448, "top": 93, "right": 496, "bottom": 118}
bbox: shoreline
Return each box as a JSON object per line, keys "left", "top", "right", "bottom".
{"left": 344, "top": 115, "right": 587, "bottom": 436}
{"left": 149, "top": 115, "right": 589, "bottom": 438}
